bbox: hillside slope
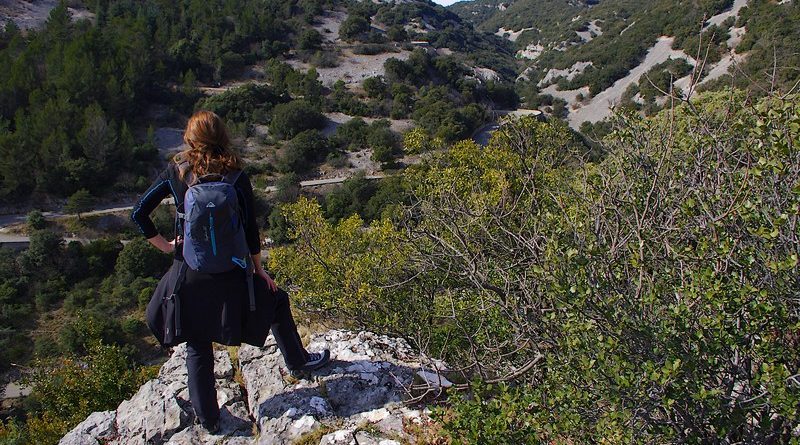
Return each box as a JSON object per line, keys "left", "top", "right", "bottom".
{"left": 452, "top": 0, "right": 800, "bottom": 127}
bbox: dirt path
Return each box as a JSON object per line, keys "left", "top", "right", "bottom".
{"left": 0, "top": 0, "right": 94, "bottom": 30}
{"left": 705, "top": 0, "right": 749, "bottom": 28}
{"left": 287, "top": 49, "right": 412, "bottom": 87}
{"left": 546, "top": 36, "right": 695, "bottom": 128}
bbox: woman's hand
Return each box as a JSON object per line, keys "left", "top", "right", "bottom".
{"left": 147, "top": 235, "right": 180, "bottom": 254}
{"left": 256, "top": 267, "right": 278, "bottom": 292}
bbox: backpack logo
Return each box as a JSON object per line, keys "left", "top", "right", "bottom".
{"left": 206, "top": 202, "right": 216, "bottom": 208}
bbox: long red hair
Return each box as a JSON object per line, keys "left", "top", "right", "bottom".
{"left": 175, "top": 110, "right": 242, "bottom": 180}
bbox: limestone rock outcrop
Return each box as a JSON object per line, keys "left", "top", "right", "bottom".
{"left": 59, "top": 330, "right": 435, "bottom": 445}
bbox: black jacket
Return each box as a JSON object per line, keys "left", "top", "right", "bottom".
{"left": 146, "top": 260, "right": 278, "bottom": 347}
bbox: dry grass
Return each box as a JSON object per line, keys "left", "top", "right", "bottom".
{"left": 290, "top": 425, "right": 336, "bottom": 445}
{"left": 226, "top": 346, "right": 246, "bottom": 389}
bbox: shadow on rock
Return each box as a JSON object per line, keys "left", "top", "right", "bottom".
{"left": 257, "top": 359, "right": 416, "bottom": 420}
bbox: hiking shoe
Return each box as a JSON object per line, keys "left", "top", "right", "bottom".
{"left": 200, "top": 420, "right": 220, "bottom": 434}
{"left": 304, "top": 349, "right": 331, "bottom": 371}
{"left": 288, "top": 349, "right": 331, "bottom": 379}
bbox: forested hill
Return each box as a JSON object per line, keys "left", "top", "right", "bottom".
{"left": 0, "top": 0, "right": 518, "bottom": 207}
{"left": 450, "top": 0, "right": 800, "bottom": 129}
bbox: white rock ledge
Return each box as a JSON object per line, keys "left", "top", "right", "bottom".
{"left": 59, "top": 330, "right": 438, "bottom": 445}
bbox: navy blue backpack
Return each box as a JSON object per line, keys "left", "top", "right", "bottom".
{"left": 167, "top": 162, "right": 255, "bottom": 340}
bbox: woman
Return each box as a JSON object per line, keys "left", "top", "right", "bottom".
{"left": 132, "top": 111, "right": 330, "bottom": 433}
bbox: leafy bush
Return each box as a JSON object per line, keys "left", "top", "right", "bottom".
{"left": 327, "top": 81, "right": 371, "bottom": 117}
{"left": 270, "top": 100, "right": 325, "bottom": 140}
{"left": 362, "top": 76, "right": 387, "bottom": 99}
{"left": 330, "top": 118, "right": 369, "bottom": 151}
{"left": 278, "top": 130, "right": 329, "bottom": 173}
{"left": 339, "top": 14, "right": 371, "bottom": 41}
{"left": 323, "top": 174, "right": 408, "bottom": 223}
{"left": 26, "top": 210, "right": 46, "bottom": 230}
{"left": 114, "top": 238, "right": 171, "bottom": 286}
{"left": 298, "top": 29, "right": 323, "bottom": 51}
{"left": 272, "top": 92, "right": 800, "bottom": 443}
{"left": 24, "top": 341, "right": 154, "bottom": 444}
{"left": 386, "top": 25, "right": 408, "bottom": 42}
{"left": 352, "top": 43, "right": 393, "bottom": 55}
{"left": 196, "top": 83, "right": 284, "bottom": 127}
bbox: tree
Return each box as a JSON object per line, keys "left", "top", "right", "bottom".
{"left": 17, "top": 229, "right": 63, "bottom": 276}
{"left": 79, "top": 103, "right": 116, "bottom": 178}
{"left": 27, "top": 210, "right": 46, "bottom": 230}
{"left": 267, "top": 205, "right": 290, "bottom": 244}
{"left": 269, "top": 100, "right": 324, "bottom": 140}
{"left": 330, "top": 118, "right": 369, "bottom": 150}
{"left": 367, "top": 123, "right": 399, "bottom": 164}
{"left": 270, "top": 93, "right": 800, "bottom": 443}
{"left": 383, "top": 58, "right": 412, "bottom": 83}
{"left": 362, "top": 76, "right": 387, "bottom": 99}
{"left": 386, "top": 25, "right": 408, "bottom": 42}
{"left": 298, "top": 29, "right": 323, "bottom": 51}
{"left": 114, "top": 238, "right": 170, "bottom": 286}
{"left": 278, "top": 130, "right": 329, "bottom": 173}
{"left": 274, "top": 173, "right": 300, "bottom": 203}
{"left": 25, "top": 341, "right": 151, "bottom": 444}
{"left": 339, "top": 14, "right": 370, "bottom": 41}
{"left": 65, "top": 189, "right": 95, "bottom": 220}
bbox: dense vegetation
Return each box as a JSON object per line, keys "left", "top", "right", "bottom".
{"left": 455, "top": 0, "right": 796, "bottom": 109}
{"left": 271, "top": 91, "right": 800, "bottom": 443}
{"left": 0, "top": 0, "right": 342, "bottom": 203}
{"left": 0, "top": 213, "right": 173, "bottom": 442}
{"left": 2, "top": 0, "right": 799, "bottom": 443}
{"left": 711, "top": 0, "right": 800, "bottom": 93}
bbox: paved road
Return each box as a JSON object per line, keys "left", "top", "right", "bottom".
{"left": 0, "top": 234, "right": 90, "bottom": 246}
{"left": 1, "top": 203, "right": 143, "bottom": 228}
{"left": 264, "top": 174, "right": 385, "bottom": 192}
{"left": 0, "top": 173, "right": 387, "bottom": 230}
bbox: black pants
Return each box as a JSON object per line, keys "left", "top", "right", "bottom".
{"left": 186, "top": 289, "right": 309, "bottom": 424}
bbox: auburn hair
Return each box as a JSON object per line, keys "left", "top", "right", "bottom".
{"left": 175, "top": 110, "right": 242, "bottom": 180}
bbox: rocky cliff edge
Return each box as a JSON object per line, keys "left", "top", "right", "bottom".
{"left": 59, "top": 330, "right": 446, "bottom": 445}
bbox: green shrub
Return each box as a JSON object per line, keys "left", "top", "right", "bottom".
{"left": 25, "top": 342, "right": 153, "bottom": 444}
{"left": 331, "top": 118, "right": 369, "bottom": 151}
{"left": 278, "top": 130, "right": 329, "bottom": 173}
{"left": 272, "top": 92, "right": 800, "bottom": 443}
{"left": 298, "top": 29, "right": 323, "bottom": 51}
{"left": 339, "top": 14, "right": 370, "bottom": 41}
{"left": 270, "top": 100, "right": 325, "bottom": 140}
{"left": 26, "top": 210, "right": 46, "bottom": 230}
{"left": 114, "top": 238, "right": 171, "bottom": 286}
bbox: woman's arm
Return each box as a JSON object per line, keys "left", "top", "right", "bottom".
{"left": 237, "top": 171, "right": 262, "bottom": 256}
{"left": 131, "top": 167, "right": 177, "bottom": 253}
{"left": 251, "top": 252, "right": 277, "bottom": 292}
{"left": 238, "top": 172, "right": 278, "bottom": 291}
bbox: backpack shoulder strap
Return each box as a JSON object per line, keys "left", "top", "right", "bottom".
{"left": 174, "top": 162, "right": 192, "bottom": 225}
{"left": 223, "top": 169, "right": 243, "bottom": 185}
{"left": 177, "top": 161, "right": 197, "bottom": 187}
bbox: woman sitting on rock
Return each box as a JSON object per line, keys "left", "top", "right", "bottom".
{"left": 132, "top": 110, "right": 330, "bottom": 433}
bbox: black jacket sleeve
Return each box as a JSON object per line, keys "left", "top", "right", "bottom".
{"left": 131, "top": 167, "right": 176, "bottom": 239}
{"left": 236, "top": 171, "right": 262, "bottom": 255}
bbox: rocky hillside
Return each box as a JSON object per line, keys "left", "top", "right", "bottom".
{"left": 59, "top": 330, "right": 445, "bottom": 445}
{"left": 451, "top": 0, "right": 800, "bottom": 127}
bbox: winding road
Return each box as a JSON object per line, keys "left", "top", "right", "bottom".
{"left": 0, "top": 174, "right": 387, "bottom": 243}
